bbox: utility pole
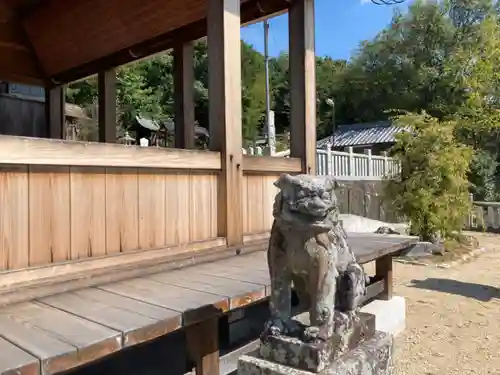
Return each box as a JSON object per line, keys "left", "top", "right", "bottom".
{"left": 326, "top": 98, "right": 335, "bottom": 149}
{"left": 263, "top": 19, "right": 275, "bottom": 155}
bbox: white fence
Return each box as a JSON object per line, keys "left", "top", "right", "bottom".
{"left": 316, "top": 148, "right": 400, "bottom": 179}
{"left": 247, "top": 146, "right": 401, "bottom": 179}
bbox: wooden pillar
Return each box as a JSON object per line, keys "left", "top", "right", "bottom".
{"left": 174, "top": 42, "right": 196, "bottom": 149}
{"left": 289, "top": 0, "right": 316, "bottom": 174}
{"left": 186, "top": 317, "right": 219, "bottom": 375}
{"left": 375, "top": 255, "right": 393, "bottom": 300}
{"left": 45, "top": 86, "right": 65, "bottom": 139}
{"left": 98, "top": 69, "right": 117, "bottom": 143}
{"left": 207, "top": 0, "right": 243, "bottom": 246}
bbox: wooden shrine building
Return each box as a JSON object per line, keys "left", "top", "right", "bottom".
{"left": 0, "top": 1, "right": 413, "bottom": 375}
{"left": 0, "top": 0, "right": 315, "bottom": 287}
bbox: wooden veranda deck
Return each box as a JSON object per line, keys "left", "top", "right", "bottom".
{"left": 0, "top": 233, "right": 416, "bottom": 375}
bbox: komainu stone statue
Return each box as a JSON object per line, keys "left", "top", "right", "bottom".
{"left": 262, "top": 173, "right": 367, "bottom": 343}
{"left": 235, "top": 174, "right": 395, "bottom": 375}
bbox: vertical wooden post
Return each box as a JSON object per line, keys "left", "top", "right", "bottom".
{"left": 375, "top": 255, "right": 393, "bottom": 300}
{"left": 289, "top": 0, "right": 316, "bottom": 175}
{"left": 208, "top": 0, "right": 243, "bottom": 246}
{"left": 45, "top": 85, "right": 65, "bottom": 139}
{"left": 174, "top": 42, "right": 196, "bottom": 149}
{"left": 98, "top": 69, "right": 117, "bottom": 143}
{"left": 186, "top": 317, "right": 219, "bottom": 375}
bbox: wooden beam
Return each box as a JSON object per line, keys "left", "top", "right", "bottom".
{"left": 242, "top": 156, "right": 302, "bottom": 173}
{"left": 0, "top": 19, "right": 48, "bottom": 85}
{"left": 40, "top": 0, "right": 288, "bottom": 84}
{"left": 241, "top": 9, "right": 288, "bottom": 27}
{"left": 0, "top": 20, "right": 29, "bottom": 51}
{"left": 208, "top": 0, "right": 243, "bottom": 246}
{"left": 45, "top": 85, "right": 65, "bottom": 139}
{"left": 0, "top": 54, "right": 43, "bottom": 85}
{"left": 0, "top": 33, "right": 43, "bottom": 85}
{"left": 98, "top": 69, "right": 117, "bottom": 143}
{"left": 0, "top": 135, "right": 222, "bottom": 169}
{"left": 174, "top": 42, "right": 195, "bottom": 149}
{"left": 288, "top": 0, "right": 316, "bottom": 174}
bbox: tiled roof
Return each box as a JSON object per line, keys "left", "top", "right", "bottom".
{"left": 317, "top": 121, "right": 405, "bottom": 148}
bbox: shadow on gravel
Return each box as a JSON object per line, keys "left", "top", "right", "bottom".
{"left": 408, "top": 278, "right": 500, "bottom": 302}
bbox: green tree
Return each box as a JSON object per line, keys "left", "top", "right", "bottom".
{"left": 315, "top": 57, "right": 347, "bottom": 139}
{"left": 385, "top": 112, "right": 472, "bottom": 242}
{"left": 269, "top": 53, "right": 290, "bottom": 135}
{"left": 241, "top": 42, "right": 266, "bottom": 144}
{"left": 468, "top": 149, "right": 497, "bottom": 200}
{"left": 116, "top": 62, "right": 165, "bottom": 127}
{"left": 448, "top": 15, "right": 500, "bottom": 149}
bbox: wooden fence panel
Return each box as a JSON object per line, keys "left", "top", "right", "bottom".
{"left": 29, "top": 165, "right": 71, "bottom": 265}
{"left": 0, "top": 166, "right": 219, "bottom": 270}
{"left": 242, "top": 174, "right": 280, "bottom": 234}
{"left": 0, "top": 165, "right": 29, "bottom": 270}
{"left": 105, "top": 168, "right": 139, "bottom": 254}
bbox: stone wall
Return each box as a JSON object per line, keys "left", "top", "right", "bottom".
{"left": 336, "top": 178, "right": 398, "bottom": 223}
{"left": 468, "top": 201, "right": 500, "bottom": 233}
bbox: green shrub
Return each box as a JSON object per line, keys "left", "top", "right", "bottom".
{"left": 384, "top": 112, "right": 472, "bottom": 242}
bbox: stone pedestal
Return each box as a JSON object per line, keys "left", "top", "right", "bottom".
{"left": 260, "top": 313, "right": 376, "bottom": 373}
{"left": 237, "top": 312, "right": 393, "bottom": 375}
{"left": 360, "top": 296, "right": 405, "bottom": 337}
{"left": 237, "top": 331, "right": 393, "bottom": 375}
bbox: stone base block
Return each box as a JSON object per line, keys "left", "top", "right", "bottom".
{"left": 259, "top": 313, "right": 376, "bottom": 373}
{"left": 360, "top": 296, "right": 405, "bottom": 337}
{"left": 238, "top": 331, "right": 394, "bottom": 375}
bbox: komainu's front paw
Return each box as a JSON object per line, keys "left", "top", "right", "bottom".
{"left": 303, "top": 326, "right": 320, "bottom": 341}
{"left": 303, "top": 325, "right": 331, "bottom": 343}
{"left": 261, "top": 319, "right": 286, "bottom": 341}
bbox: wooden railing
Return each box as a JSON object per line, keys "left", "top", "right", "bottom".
{"left": 0, "top": 136, "right": 222, "bottom": 271}
{"left": 0, "top": 135, "right": 301, "bottom": 302}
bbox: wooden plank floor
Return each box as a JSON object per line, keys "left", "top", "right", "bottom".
{"left": 0, "top": 233, "right": 416, "bottom": 375}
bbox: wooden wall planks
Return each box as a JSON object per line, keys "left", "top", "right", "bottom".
{"left": 29, "top": 165, "right": 71, "bottom": 265}
{"left": 242, "top": 174, "right": 279, "bottom": 235}
{"left": 71, "top": 167, "right": 107, "bottom": 259}
{"left": 0, "top": 166, "right": 219, "bottom": 270}
{"left": 105, "top": 168, "right": 139, "bottom": 254}
{"left": 138, "top": 169, "right": 167, "bottom": 250}
{"left": 0, "top": 165, "right": 28, "bottom": 270}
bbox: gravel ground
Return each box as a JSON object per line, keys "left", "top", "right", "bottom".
{"left": 368, "top": 232, "right": 500, "bottom": 375}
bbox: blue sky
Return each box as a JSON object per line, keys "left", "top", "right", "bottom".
{"left": 241, "top": 0, "right": 411, "bottom": 60}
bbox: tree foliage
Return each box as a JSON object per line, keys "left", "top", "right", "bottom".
{"left": 385, "top": 112, "right": 472, "bottom": 241}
